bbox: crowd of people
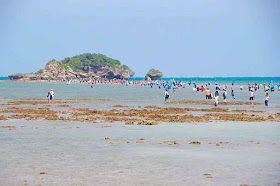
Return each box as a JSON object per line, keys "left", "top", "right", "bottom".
{"left": 46, "top": 78, "right": 279, "bottom": 107}
{"left": 158, "top": 80, "right": 277, "bottom": 107}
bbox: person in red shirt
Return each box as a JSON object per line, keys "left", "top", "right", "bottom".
{"left": 200, "top": 86, "right": 204, "bottom": 92}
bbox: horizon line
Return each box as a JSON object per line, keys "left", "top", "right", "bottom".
{"left": 1, "top": 76, "right": 280, "bottom": 78}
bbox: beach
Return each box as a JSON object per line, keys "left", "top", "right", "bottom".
{"left": 0, "top": 80, "right": 280, "bottom": 185}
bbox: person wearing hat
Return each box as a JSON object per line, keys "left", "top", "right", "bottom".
{"left": 46, "top": 89, "right": 54, "bottom": 103}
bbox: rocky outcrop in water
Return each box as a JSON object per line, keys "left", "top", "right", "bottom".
{"left": 8, "top": 53, "right": 135, "bottom": 80}
{"left": 8, "top": 73, "right": 25, "bottom": 80}
{"left": 145, "top": 68, "right": 163, "bottom": 80}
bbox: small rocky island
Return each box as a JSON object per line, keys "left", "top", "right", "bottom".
{"left": 9, "top": 53, "right": 135, "bottom": 80}
{"left": 145, "top": 68, "right": 163, "bottom": 80}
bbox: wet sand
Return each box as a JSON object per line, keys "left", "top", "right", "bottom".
{"left": 0, "top": 99, "right": 280, "bottom": 185}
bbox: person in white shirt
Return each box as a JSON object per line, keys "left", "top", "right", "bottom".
{"left": 264, "top": 93, "right": 269, "bottom": 106}
{"left": 214, "top": 91, "right": 219, "bottom": 107}
{"left": 46, "top": 89, "right": 54, "bottom": 103}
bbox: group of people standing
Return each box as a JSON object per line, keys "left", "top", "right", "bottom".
{"left": 212, "top": 84, "right": 270, "bottom": 106}
{"left": 45, "top": 80, "right": 274, "bottom": 107}
{"left": 164, "top": 81, "right": 273, "bottom": 107}
{"left": 204, "top": 85, "right": 236, "bottom": 107}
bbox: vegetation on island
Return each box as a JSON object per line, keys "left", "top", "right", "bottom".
{"left": 10, "top": 53, "right": 135, "bottom": 80}
{"left": 147, "top": 68, "right": 162, "bottom": 75}
{"left": 60, "top": 53, "right": 131, "bottom": 71}
{"left": 146, "top": 68, "right": 163, "bottom": 80}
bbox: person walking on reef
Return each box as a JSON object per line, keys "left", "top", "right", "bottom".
{"left": 264, "top": 93, "right": 269, "bottom": 106}
{"left": 222, "top": 89, "right": 227, "bottom": 102}
{"left": 249, "top": 88, "right": 254, "bottom": 105}
{"left": 164, "top": 90, "right": 170, "bottom": 103}
{"left": 214, "top": 90, "right": 219, "bottom": 107}
{"left": 205, "top": 88, "right": 211, "bottom": 100}
{"left": 46, "top": 89, "right": 54, "bottom": 104}
{"left": 231, "top": 87, "right": 236, "bottom": 100}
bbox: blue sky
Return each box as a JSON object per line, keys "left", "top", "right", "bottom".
{"left": 0, "top": 0, "right": 279, "bottom": 77}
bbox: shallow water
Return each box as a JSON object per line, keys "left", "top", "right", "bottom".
{"left": 0, "top": 81, "right": 280, "bottom": 185}
{"left": 0, "top": 81, "right": 280, "bottom": 105}
{"left": 0, "top": 120, "right": 279, "bottom": 185}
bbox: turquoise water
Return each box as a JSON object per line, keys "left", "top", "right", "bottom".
{"left": 130, "top": 76, "right": 280, "bottom": 83}
{"left": 2, "top": 76, "right": 280, "bottom": 83}
{"left": 0, "top": 77, "right": 9, "bottom": 80}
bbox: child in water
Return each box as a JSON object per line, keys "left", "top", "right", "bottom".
{"left": 264, "top": 93, "right": 269, "bottom": 106}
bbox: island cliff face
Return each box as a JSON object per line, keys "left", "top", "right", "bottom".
{"left": 9, "top": 53, "right": 135, "bottom": 80}
{"left": 145, "top": 68, "right": 163, "bottom": 80}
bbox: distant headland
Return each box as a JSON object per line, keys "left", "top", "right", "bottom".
{"left": 8, "top": 53, "right": 135, "bottom": 81}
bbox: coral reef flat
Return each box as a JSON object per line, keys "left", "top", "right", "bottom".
{"left": 0, "top": 82, "right": 279, "bottom": 185}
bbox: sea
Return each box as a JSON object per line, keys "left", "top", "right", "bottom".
{"left": 0, "top": 77, "right": 9, "bottom": 80}
{"left": 130, "top": 76, "right": 280, "bottom": 83}
{"left": 2, "top": 76, "right": 280, "bottom": 82}
{"left": 0, "top": 76, "right": 279, "bottom": 104}
{"left": 1, "top": 76, "right": 280, "bottom": 185}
